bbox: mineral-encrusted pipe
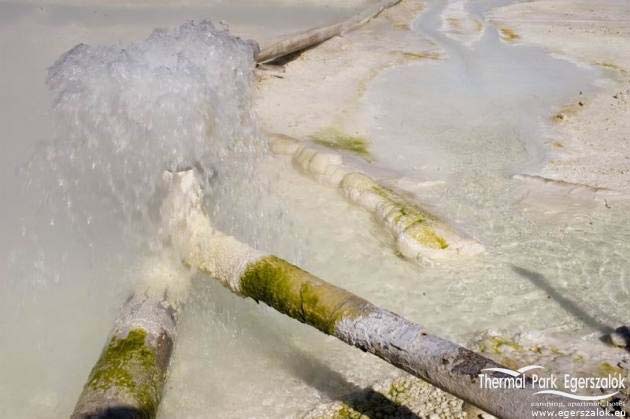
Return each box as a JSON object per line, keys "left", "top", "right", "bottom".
{"left": 255, "top": 0, "right": 401, "bottom": 63}
{"left": 72, "top": 261, "right": 184, "bottom": 419}
{"left": 161, "top": 170, "right": 603, "bottom": 419}
{"left": 269, "top": 133, "right": 484, "bottom": 260}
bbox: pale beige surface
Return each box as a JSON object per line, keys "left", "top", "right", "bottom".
{"left": 490, "top": 0, "right": 630, "bottom": 194}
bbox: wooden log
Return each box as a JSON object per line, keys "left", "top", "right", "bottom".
{"left": 255, "top": 0, "right": 401, "bottom": 63}
{"left": 71, "top": 264, "right": 182, "bottom": 419}
{"left": 160, "top": 170, "right": 605, "bottom": 419}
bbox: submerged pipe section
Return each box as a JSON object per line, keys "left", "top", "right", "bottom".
{"left": 269, "top": 133, "right": 484, "bottom": 261}
{"left": 161, "top": 170, "right": 605, "bottom": 419}
{"left": 72, "top": 262, "right": 183, "bottom": 419}
{"left": 255, "top": 0, "right": 401, "bottom": 63}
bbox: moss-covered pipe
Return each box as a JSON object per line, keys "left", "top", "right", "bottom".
{"left": 240, "top": 255, "right": 373, "bottom": 335}
{"left": 71, "top": 292, "right": 177, "bottom": 419}
{"left": 161, "top": 170, "right": 604, "bottom": 419}
{"left": 229, "top": 256, "right": 608, "bottom": 419}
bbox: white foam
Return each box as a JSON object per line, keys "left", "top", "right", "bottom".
{"left": 38, "top": 20, "right": 259, "bottom": 249}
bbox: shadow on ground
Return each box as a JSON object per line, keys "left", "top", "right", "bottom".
{"left": 511, "top": 265, "right": 615, "bottom": 335}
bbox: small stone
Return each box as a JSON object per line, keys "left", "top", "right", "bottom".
{"left": 609, "top": 326, "right": 630, "bottom": 348}
{"left": 609, "top": 331, "right": 628, "bottom": 348}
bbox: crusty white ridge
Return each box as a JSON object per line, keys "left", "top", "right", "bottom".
{"left": 268, "top": 133, "right": 484, "bottom": 261}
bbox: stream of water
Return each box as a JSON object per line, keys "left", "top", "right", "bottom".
{"left": 1, "top": 1, "right": 629, "bottom": 418}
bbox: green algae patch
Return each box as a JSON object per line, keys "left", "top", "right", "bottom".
{"left": 333, "top": 405, "right": 363, "bottom": 419}
{"left": 371, "top": 184, "right": 449, "bottom": 250}
{"left": 240, "top": 256, "right": 370, "bottom": 334}
{"left": 372, "top": 184, "right": 428, "bottom": 226}
{"left": 594, "top": 61, "right": 627, "bottom": 75}
{"left": 406, "top": 224, "right": 449, "bottom": 249}
{"left": 87, "top": 328, "right": 161, "bottom": 416}
{"left": 479, "top": 336, "right": 523, "bottom": 355}
{"left": 387, "top": 379, "right": 413, "bottom": 406}
{"left": 397, "top": 51, "right": 442, "bottom": 61}
{"left": 311, "top": 128, "right": 371, "bottom": 160}
{"left": 573, "top": 354, "right": 585, "bottom": 364}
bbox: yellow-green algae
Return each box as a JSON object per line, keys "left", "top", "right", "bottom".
{"left": 594, "top": 61, "right": 627, "bottom": 75}
{"left": 599, "top": 362, "right": 624, "bottom": 377}
{"left": 333, "top": 405, "right": 364, "bottom": 419}
{"left": 86, "top": 328, "right": 162, "bottom": 417}
{"left": 406, "top": 225, "right": 449, "bottom": 250}
{"left": 478, "top": 336, "right": 523, "bottom": 355}
{"left": 499, "top": 27, "right": 520, "bottom": 42}
{"left": 311, "top": 128, "right": 371, "bottom": 160}
{"left": 371, "top": 184, "right": 448, "bottom": 250}
{"left": 387, "top": 379, "right": 413, "bottom": 405}
{"left": 240, "top": 256, "right": 370, "bottom": 334}
{"left": 397, "top": 51, "right": 441, "bottom": 61}
{"left": 477, "top": 336, "right": 525, "bottom": 371}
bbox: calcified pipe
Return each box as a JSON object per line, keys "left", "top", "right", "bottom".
{"left": 254, "top": 0, "right": 401, "bottom": 63}
{"left": 269, "top": 133, "right": 484, "bottom": 261}
{"left": 71, "top": 257, "right": 188, "bottom": 419}
{"left": 160, "top": 169, "right": 604, "bottom": 419}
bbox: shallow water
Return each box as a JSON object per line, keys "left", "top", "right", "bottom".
{"left": 1, "top": 1, "right": 630, "bottom": 418}
{"left": 359, "top": 0, "right": 630, "bottom": 338}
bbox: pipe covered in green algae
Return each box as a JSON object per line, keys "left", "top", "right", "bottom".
{"left": 161, "top": 170, "right": 607, "bottom": 419}
{"left": 72, "top": 286, "right": 179, "bottom": 418}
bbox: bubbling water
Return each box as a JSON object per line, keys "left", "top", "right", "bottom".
{"left": 35, "top": 20, "right": 260, "bottom": 252}
{"left": 3, "top": 24, "right": 265, "bottom": 417}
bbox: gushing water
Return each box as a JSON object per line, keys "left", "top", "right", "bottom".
{"left": 39, "top": 20, "right": 259, "bottom": 248}
{"left": 2, "top": 20, "right": 266, "bottom": 418}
